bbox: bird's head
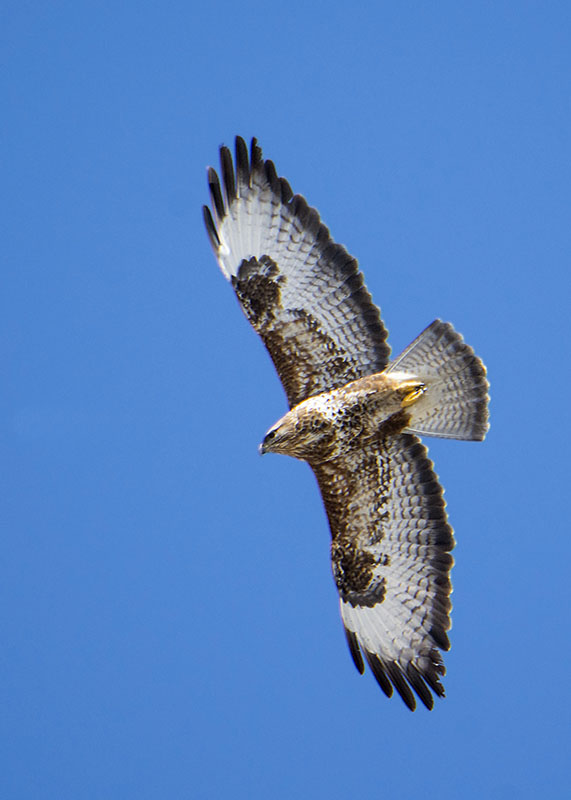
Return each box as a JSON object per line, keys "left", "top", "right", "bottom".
{"left": 259, "top": 413, "right": 298, "bottom": 457}
{"left": 259, "top": 406, "right": 334, "bottom": 461}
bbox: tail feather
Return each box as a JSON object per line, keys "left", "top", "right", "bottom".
{"left": 387, "top": 320, "right": 489, "bottom": 441}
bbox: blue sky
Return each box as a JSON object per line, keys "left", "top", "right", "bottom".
{"left": 3, "top": 1, "right": 570, "bottom": 797}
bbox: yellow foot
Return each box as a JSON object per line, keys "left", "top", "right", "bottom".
{"left": 401, "top": 383, "right": 426, "bottom": 407}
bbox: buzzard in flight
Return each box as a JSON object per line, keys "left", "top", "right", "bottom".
{"left": 203, "top": 137, "right": 489, "bottom": 710}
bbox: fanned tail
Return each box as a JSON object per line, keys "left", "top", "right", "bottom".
{"left": 387, "top": 320, "right": 489, "bottom": 441}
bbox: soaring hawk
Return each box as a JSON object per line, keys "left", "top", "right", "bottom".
{"left": 203, "top": 137, "right": 489, "bottom": 710}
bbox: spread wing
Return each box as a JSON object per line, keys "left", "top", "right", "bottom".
{"left": 311, "top": 433, "right": 454, "bottom": 711}
{"left": 203, "top": 136, "right": 390, "bottom": 408}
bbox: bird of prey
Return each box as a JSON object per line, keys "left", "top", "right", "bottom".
{"left": 203, "top": 136, "right": 489, "bottom": 710}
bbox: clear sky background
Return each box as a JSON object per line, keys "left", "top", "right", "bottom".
{"left": 3, "top": 2, "right": 570, "bottom": 798}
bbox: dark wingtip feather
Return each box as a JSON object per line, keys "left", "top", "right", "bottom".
{"left": 344, "top": 627, "right": 365, "bottom": 674}
{"left": 430, "top": 626, "right": 451, "bottom": 651}
{"left": 250, "top": 137, "right": 263, "bottom": 169}
{"left": 264, "top": 158, "right": 280, "bottom": 194}
{"left": 419, "top": 650, "right": 447, "bottom": 697}
{"left": 364, "top": 651, "right": 393, "bottom": 699}
{"left": 207, "top": 166, "right": 224, "bottom": 220}
{"left": 220, "top": 145, "right": 236, "bottom": 205}
{"left": 423, "top": 673, "right": 446, "bottom": 698}
{"left": 235, "top": 136, "right": 250, "bottom": 190}
{"left": 385, "top": 661, "right": 417, "bottom": 711}
{"left": 406, "top": 664, "right": 435, "bottom": 711}
{"left": 202, "top": 205, "right": 220, "bottom": 248}
{"left": 280, "top": 176, "right": 293, "bottom": 203}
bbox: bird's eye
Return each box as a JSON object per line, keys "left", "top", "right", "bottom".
{"left": 265, "top": 430, "right": 277, "bottom": 440}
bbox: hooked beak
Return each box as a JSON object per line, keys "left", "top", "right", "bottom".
{"left": 259, "top": 428, "right": 278, "bottom": 455}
